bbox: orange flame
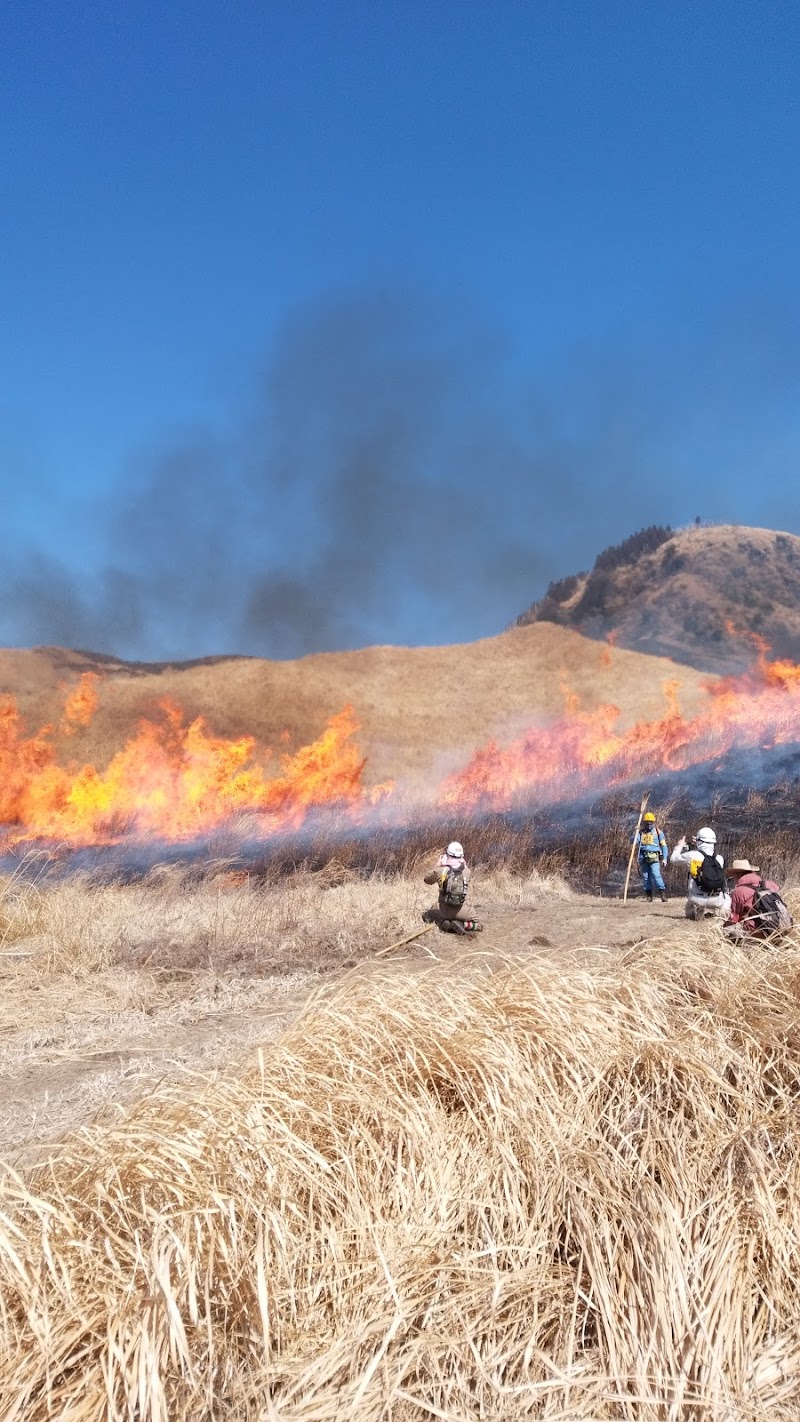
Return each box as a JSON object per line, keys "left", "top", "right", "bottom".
{"left": 443, "top": 643, "right": 800, "bottom": 811}
{"left": 59, "top": 672, "right": 101, "bottom": 735}
{"left": 4, "top": 640, "right": 800, "bottom": 848}
{"left": 0, "top": 689, "right": 390, "bottom": 847}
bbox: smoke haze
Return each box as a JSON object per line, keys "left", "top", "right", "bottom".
{"left": 2, "top": 285, "right": 798, "bottom": 661}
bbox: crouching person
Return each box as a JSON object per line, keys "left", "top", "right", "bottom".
{"left": 724, "top": 860, "right": 793, "bottom": 943}
{"left": 423, "top": 840, "right": 483, "bottom": 934}
{"left": 670, "top": 826, "right": 731, "bottom": 920}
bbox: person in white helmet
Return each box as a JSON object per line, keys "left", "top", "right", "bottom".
{"left": 423, "top": 840, "right": 483, "bottom": 934}
{"left": 670, "top": 826, "right": 731, "bottom": 920}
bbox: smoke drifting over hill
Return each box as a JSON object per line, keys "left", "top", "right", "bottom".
{"left": 0, "top": 299, "right": 526, "bottom": 656}
{"left": 3, "top": 286, "right": 799, "bottom": 660}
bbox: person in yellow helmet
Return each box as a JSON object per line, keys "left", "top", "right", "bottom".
{"left": 632, "top": 810, "right": 669, "bottom": 903}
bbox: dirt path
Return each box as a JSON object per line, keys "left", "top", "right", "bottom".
{"left": 469, "top": 889, "right": 682, "bottom": 958}
{"left": 0, "top": 890, "right": 689, "bottom": 1168}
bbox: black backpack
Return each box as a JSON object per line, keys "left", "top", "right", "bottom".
{"left": 696, "top": 854, "right": 725, "bottom": 895}
{"left": 441, "top": 866, "right": 467, "bottom": 908}
{"left": 748, "top": 880, "right": 793, "bottom": 937}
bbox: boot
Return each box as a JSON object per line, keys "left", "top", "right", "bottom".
{"left": 659, "top": 889, "right": 667, "bottom": 903}
{"left": 447, "top": 919, "right": 466, "bottom": 935}
{"left": 646, "top": 892, "right": 653, "bottom": 902}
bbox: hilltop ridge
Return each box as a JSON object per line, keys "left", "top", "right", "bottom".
{"left": 517, "top": 524, "right": 800, "bottom": 671}
{"left": 5, "top": 522, "right": 800, "bottom": 786}
{"left": 0, "top": 624, "right": 715, "bottom": 788}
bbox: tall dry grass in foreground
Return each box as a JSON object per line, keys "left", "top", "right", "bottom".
{"left": 3, "top": 936, "right": 800, "bottom": 1420}
{"left": 0, "top": 860, "right": 571, "bottom": 1161}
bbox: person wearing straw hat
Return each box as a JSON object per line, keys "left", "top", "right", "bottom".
{"left": 670, "top": 826, "right": 731, "bottom": 920}
{"left": 632, "top": 810, "right": 669, "bottom": 903}
{"left": 423, "top": 841, "right": 483, "bottom": 934}
{"left": 723, "top": 859, "right": 792, "bottom": 941}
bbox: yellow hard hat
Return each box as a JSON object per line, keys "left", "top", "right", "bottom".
{"left": 643, "top": 811, "right": 656, "bottom": 822}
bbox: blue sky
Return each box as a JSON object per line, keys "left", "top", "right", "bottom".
{"left": 2, "top": 1, "right": 799, "bottom": 658}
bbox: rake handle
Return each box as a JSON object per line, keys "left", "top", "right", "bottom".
{"left": 375, "top": 924, "right": 436, "bottom": 957}
{"left": 623, "top": 793, "right": 650, "bottom": 904}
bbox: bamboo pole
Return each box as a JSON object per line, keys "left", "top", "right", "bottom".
{"left": 623, "top": 793, "right": 650, "bottom": 904}
{"left": 375, "top": 924, "right": 436, "bottom": 957}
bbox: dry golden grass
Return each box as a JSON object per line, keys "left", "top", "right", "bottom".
{"left": 0, "top": 622, "right": 716, "bottom": 786}
{"left": 3, "top": 912, "right": 800, "bottom": 1419}
{"left": 0, "top": 861, "right": 573, "bottom": 1162}
{"left": 0, "top": 859, "right": 565, "bottom": 974}
{"left": 0, "top": 853, "right": 52, "bottom": 949}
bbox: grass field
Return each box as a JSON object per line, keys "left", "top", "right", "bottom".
{"left": 0, "top": 622, "right": 716, "bottom": 789}
{"left": 1, "top": 855, "right": 800, "bottom": 1418}
{"left": 0, "top": 854, "right": 575, "bottom": 1162}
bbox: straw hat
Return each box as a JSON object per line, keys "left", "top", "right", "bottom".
{"left": 728, "top": 859, "right": 760, "bottom": 876}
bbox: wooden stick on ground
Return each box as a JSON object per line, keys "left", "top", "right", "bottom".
{"left": 623, "top": 792, "right": 650, "bottom": 904}
{"left": 375, "top": 924, "right": 435, "bottom": 958}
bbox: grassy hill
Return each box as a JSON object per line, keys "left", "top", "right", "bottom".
{"left": 517, "top": 524, "right": 800, "bottom": 671}
{"left": 0, "top": 624, "right": 715, "bottom": 788}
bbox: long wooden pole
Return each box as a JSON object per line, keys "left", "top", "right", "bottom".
{"left": 375, "top": 924, "right": 436, "bottom": 958}
{"left": 623, "top": 793, "right": 650, "bottom": 904}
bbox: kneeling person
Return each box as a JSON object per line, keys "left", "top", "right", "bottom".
{"left": 423, "top": 841, "right": 483, "bottom": 934}
{"left": 670, "top": 827, "right": 731, "bottom": 920}
{"left": 724, "top": 860, "right": 793, "bottom": 942}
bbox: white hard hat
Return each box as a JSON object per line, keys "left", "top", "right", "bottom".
{"left": 696, "top": 826, "right": 716, "bottom": 845}
{"left": 446, "top": 841, "right": 464, "bottom": 859}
